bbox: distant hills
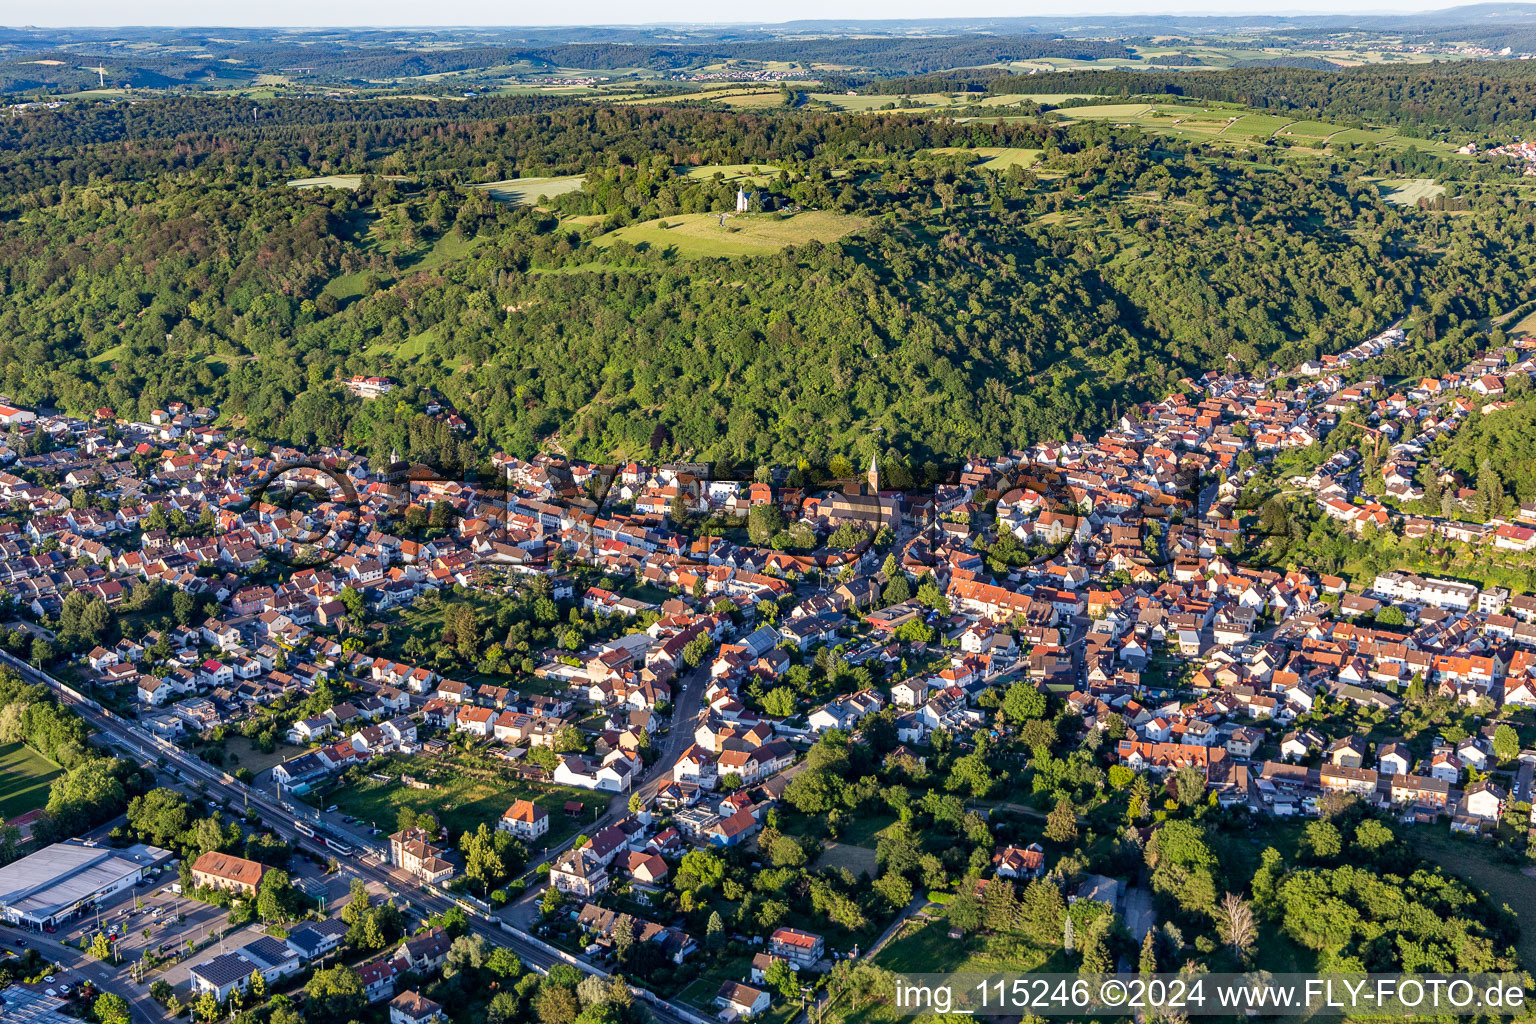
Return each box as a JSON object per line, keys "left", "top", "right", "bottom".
{"left": 8, "top": 4, "right": 1536, "bottom": 95}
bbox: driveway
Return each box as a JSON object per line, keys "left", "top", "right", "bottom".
{"left": 1120, "top": 885, "right": 1156, "bottom": 942}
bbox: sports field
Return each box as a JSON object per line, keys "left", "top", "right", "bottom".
{"left": 0, "top": 742, "right": 61, "bottom": 819}
{"left": 592, "top": 210, "right": 866, "bottom": 258}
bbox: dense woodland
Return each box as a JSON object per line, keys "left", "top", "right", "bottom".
{"left": 3, "top": 92, "right": 1536, "bottom": 466}
{"left": 0, "top": 36, "right": 1132, "bottom": 94}
{"left": 6, "top": 48, "right": 1536, "bottom": 1016}
{"left": 992, "top": 61, "right": 1536, "bottom": 136}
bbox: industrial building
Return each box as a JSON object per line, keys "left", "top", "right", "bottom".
{"left": 0, "top": 985, "right": 78, "bottom": 1024}
{"left": 0, "top": 839, "right": 171, "bottom": 930}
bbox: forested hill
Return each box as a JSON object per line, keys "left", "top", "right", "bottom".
{"left": 990, "top": 62, "right": 1536, "bottom": 135}
{"left": 0, "top": 35, "right": 1129, "bottom": 94}
{"left": 0, "top": 96, "right": 1530, "bottom": 470}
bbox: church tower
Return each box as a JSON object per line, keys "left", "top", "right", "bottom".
{"left": 867, "top": 452, "right": 880, "bottom": 493}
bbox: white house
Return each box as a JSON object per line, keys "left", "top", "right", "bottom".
{"left": 807, "top": 689, "right": 883, "bottom": 734}
{"left": 499, "top": 799, "right": 550, "bottom": 841}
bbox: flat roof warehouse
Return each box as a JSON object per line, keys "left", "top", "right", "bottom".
{"left": 0, "top": 840, "right": 171, "bottom": 929}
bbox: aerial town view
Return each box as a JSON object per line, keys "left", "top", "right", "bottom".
{"left": 7, "top": 3, "right": 1536, "bottom": 1023}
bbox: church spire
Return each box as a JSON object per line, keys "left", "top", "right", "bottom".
{"left": 867, "top": 452, "right": 880, "bottom": 493}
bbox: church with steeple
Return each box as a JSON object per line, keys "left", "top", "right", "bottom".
{"left": 824, "top": 452, "right": 901, "bottom": 528}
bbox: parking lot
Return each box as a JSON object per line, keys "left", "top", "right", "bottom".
{"left": 57, "top": 877, "right": 232, "bottom": 974}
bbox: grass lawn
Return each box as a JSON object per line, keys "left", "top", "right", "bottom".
{"left": 397, "top": 231, "right": 488, "bottom": 274}
{"left": 874, "top": 915, "right": 1052, "bottom": 975}
{"left": 89, "top": 343, "right": 130, "bottom": 365}
{"left": 0, "top": 742, "right": 61, "bottom": 819}
{"left": 1377, "top": 177, "right": 1445, "bottom": 206}
{"left": 366, "top": 326, "right": 438, "bottom": 361}
{"left": 221, "top": 735, "right": 306, "bottom": 778}
{"left": 311, "top": 753, "right": 607, "bottom": 846}
{"left": 817, "top": 842, "right": 878, "bottom": 878}
{"left": 322, "top": 269, "right": 378, "bottom": 301}
{"left": 835, "top": 810, "right": 897, "bottom": 847}
{"left": 673, "top": 163, "right": 784, "bottom": 185}
{"left": 676, "top": 955, "right": 800, "bottom": 1024}
{"left": 1410, "top": 829, "right": 1536, "bottom": 965}
{"left": 592, "top": 211, "right": 866, "bottom": 259}
{"left": 976, "top": 147, "right": 1042, "bottom": 171}
{"left": 927, "top": 147, "right": 1041, "bottom": 170}
{"left": 1509, "top": 306, "right": 1536, "bottom": 336}
{"left": 475, "top": 176, "right": 586, "bottom": 206}
{"left": 287, "top": 174, "right": 408, "bottom": 190}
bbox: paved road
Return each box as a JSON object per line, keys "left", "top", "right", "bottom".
{"left": 634, "top": 661, "right": 710, "bottom": 805}
{"left": 6, "top": 927, "right": 165, "bottom": 1024}
{"left": 507, "top": 660, "right": 711, "bottom": 925}
{"left": 0, "top": 650, "right": 708, "bottom": 1024}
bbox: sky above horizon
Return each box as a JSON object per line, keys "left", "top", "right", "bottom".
{"left": 13, "top": 0, "right": 1478, "bottom": 28}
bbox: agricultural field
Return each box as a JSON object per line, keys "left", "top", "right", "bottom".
{"left": 1143, "top": 107, "right": 1243, "bottom": 136}
{"left": 474, "top": 175, "right": 586, "bottom": 206}
{"left": 1377, "top": 177, "right": 1447, "bottom": 205}
{"left": 1277, "top": 120, "right": 1346, "bottom": 139}
{"left": 716, "top": 91, "right": 801, "bottom": 109}
{"left": 616, "top": 86, "right": 810, "bottom": 107}
{"left": 1224, "top": 112, "right": 1300, "bottom": 139}
{"left": 590, "top": 210, "right": 867, "bottom": 258}
{"left": 807, "top": 91, "right": 959, "bottom": 111}
{"left": 311, "top": 753, "right": 607, "bottom": 847}
{"left": 1048, "top": 102, "right": 1427, "bottom": 153}
{"left": 287, "top": 174, "right": 407, "bottom": 190}
{"left": 1046, "top": 102, "right": 1154, "bottom": 120}
{"left": 0, "top": 742, "right": 61, "bottom": 819}
{"left": 1329, "top": 127, "right": 1394, "bottom": 146}
{"left": 972, "top": 92, "right": 1097, "bottom": 107}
